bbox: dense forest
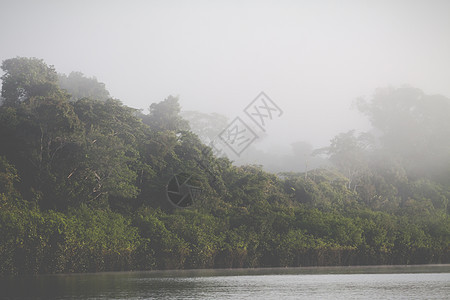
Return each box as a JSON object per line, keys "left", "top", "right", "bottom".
{"left": 0, "top": 57, "right": 449, "bottom": 276}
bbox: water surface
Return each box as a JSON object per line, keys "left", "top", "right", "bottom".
{"left": 1, "top": 265, "right": 449, "bottom": 299}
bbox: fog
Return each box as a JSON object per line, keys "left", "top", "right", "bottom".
{"left": 1, "top": 0, "right": 450, "bottom": 171}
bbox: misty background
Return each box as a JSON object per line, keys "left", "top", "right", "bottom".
{"left": 1, "top": 0, "right": 450, "bottom": 172}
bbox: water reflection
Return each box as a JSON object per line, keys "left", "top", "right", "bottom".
{"left": 1, "top": 265, "right": 449, "bottom": 299}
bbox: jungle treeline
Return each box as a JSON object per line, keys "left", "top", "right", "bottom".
{"left": 0, "top": 57, "right": 449, "bottom": 275}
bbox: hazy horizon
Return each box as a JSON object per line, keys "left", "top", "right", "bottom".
{"left": 1, "top": 0, "right": 449, "bottom": 164}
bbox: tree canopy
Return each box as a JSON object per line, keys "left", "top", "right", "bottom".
{"left": 0, "top": 58, "right": 448, "bottom": 275}
{"left": 58, "top": 71, "right": 110, "bottom": 101}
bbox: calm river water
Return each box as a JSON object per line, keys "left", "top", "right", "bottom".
{"left": 1, "top": 265, "right": 449, "bottom": 299}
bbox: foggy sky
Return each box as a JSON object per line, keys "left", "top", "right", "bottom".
{"left": 1, "top": 0, "right": 450, "bottom": 152}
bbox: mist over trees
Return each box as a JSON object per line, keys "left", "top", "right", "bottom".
{"left": 0, "top": 57, "right": 449, "bottom": 275}
{"left": 356, "top": 87, "right": 450, "bottom": 181}
{"left": 58, "top": 71, "right": 110, "bottom": 101}
{"left": 181, "top": 111, "right": 326, "bottom": 173}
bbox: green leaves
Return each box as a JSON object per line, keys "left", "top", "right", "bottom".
{"left": 1, "top": 57, "right": 60, "bottom": 107}
{"left": 1, "top": 57, "right": 449, "bottom": 274}
{"left": 0, "top": 156, "right": 21, "bottom": 207}
{"left": 144, "top": 95, "right": 189, "bottom": 132}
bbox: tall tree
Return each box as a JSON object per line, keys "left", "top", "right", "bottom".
{"left": 58, "top": 72, "right": 110, "bottom": 101}
{"left": 143, "top": 96, "right": 189, "bottom": 132}
{"left": 1, "top": 57, "right": 61, "bottom": 107}
{"left": 315, "top": 131, "right": 371, "bottom": 190}
{"left": 356, "top": 87, "right": 450, "bottom": 179}
{"left": 0, "top": 58, "right": 83, "bottom": 208}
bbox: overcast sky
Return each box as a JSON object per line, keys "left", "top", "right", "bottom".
{"left": 1, "top": 0, "right": 450, "bottom": 152}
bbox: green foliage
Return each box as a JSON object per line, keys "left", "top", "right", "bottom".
{"left": 1, "top": 57, "right": 61, "bottom": 107}
{"left": 143, "top": 95, "right": 189, "bottom": 132}
{"left": 0, "top": 156, "right": 22, "bottom": 206}
{"left": 0, "top": 205, "right": 139, "bottom": 275}
{"left": 0, "top": 57, "right": 448, "bottom": 275}
{"left": 65, "top": 205, "right": 139, "bottom": 272}
{"left": 134, "top": 208, "right": 189, "bottom": 269}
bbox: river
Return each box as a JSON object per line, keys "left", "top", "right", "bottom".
{"left": 1, "top": 265, "right": 449, "bottom": 299}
